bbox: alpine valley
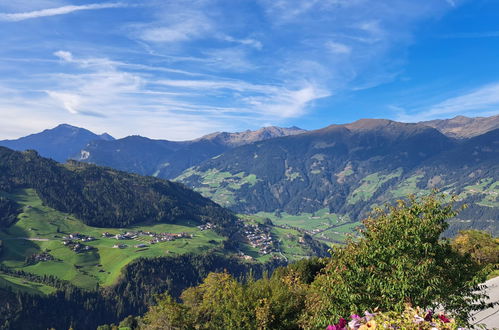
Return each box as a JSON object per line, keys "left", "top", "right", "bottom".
{"left": 1, "top": 115, "right": 498, "bottom": 242}
{"left": 0, "top": 147, "right": 325, "bottom": 329}
{"left": 0, "top": 115, "right": 497, "bottom": 329}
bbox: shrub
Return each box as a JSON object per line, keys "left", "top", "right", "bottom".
{"left": 301, "top": 194, "right": 490, "bottom": 328}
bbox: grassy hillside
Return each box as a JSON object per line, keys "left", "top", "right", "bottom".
{"left": 0, "top": 189, "right": 326, "bottom": 291}
{"left": 0, "top": 189, "right": 227, "bottom": 289}
{"left": 0, "top": 273, "right": 56, "bottom": 295}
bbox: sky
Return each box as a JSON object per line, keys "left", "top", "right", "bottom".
{"left": 0, "top": 0, "right": 499, "bottom": 140}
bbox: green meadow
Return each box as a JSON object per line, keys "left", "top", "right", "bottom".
{"left": 348, "top": 170, "right": 403, "bottom": 204}
{"left": 176, "top": 168, "right": 259, "bottom": 207}
{"left": 0, "top": 189, "right": 226, "bottom": 290}
{"left": 457, "top": 178, "right": 499, "bottom": 207}
{"left": 0, "top": 273, "right": 56, "bottom": 295}
{"left": 249, "top": 209, "right": 357, "bottom": 244}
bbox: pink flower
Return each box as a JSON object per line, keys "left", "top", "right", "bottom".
{"left": 438, "top": 314, "right": 450, "bottom": 323}
{"left": 326, "top": 318, "right": 348, "bottom": 330}
{"left": 348, "top": 319, "right": 361, "bottom": 329}
{"left": 364, "top": 311, "right": 376, "bottom": 321}
{"left": 424, "top": 311, "right": 433, "bottom": 321}
{"left": 338, "top": 318, "right": 347, "bottom": 327}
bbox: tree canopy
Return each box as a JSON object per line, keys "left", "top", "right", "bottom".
{"left": 140, "top": 194, "right": 492, "bottom": 329}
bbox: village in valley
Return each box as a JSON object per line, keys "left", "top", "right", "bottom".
{"left": 241, "top": 223, "right": 275, "bottom": 255}
{"left": 60, "top": 228, "right": 196, "bottom": 252}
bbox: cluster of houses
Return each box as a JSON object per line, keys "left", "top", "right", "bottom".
{"left": 61, "top": 240, "right": 93, "bottom": 253}
{"left": 63, "top": 233, "right": 96, "bottom": 242}
{"left": 197, "top": 222, "right": 216, "bottom": 231}
{"left": 149, "top": 232, "right": 192, "bottom": 244}
{"left": 61, "top": 233, "right": 95, "bottom": 253}
{"left": 102, "top": 230, "right": 193, "bottom": 245}
{"left": 243, "top": 224, "right": 275, "bottom": 255}
{"left": 57, "top": 228, "right": 196, "bottom": 253}
{"left": 26, "top": 251, "right": 54, "bottom": 265}
{"left": 102, "top": 231, "right": 138, "bottom": 240}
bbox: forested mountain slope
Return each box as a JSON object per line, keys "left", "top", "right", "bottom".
{"left": 0, "top": 147, "right": 236, "bottom": 230}
{"left": 177, "top": 120, "right": 499, "bottom": 234}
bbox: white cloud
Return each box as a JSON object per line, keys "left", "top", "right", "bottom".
{"left": 0, "top": 3, "right": 127, "bottom": 22}
{"left": 45, "top": 52, "right": 144, "bottom": 116}
{"left": 223, "top": 35, "right": 263, "bottom": 50}
{"left": 45, "top": 91, "right": 81, "bottom": 114}
{"left": 54, "top": 50, "right": 73, "bottom": 62}
{"left": 395, "top": 83, "right": 499, "bottom": 121}
{"left": 0, "top": 0, "right": 462, "bottom": 140}
{"left": 247, "top": 84, "right": 330, "bottom": 118}
{"left": 325, "top": 41, "right": 351, "bottom": 55}
{"left": 157, "top": 78, "right": 329, "bottom": 118}
{"left": 202, "top": 48, "right": 256, "bottom": 72}
{"left": 139, "top": 13, "right": 212, "bottom": 43}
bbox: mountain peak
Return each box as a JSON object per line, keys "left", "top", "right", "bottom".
{"left": 199, "top": 126, "right": 306, "bottom": 147}
{"left": 345, "top": 118, "right": 395, "bottom": 130}
{"left": 420, "top": 114, "right": 499, "bottom": 138}
{"left": 0, "top": 125, "right": 115, "bottom": 162}
{"left": 55, "top": 123, "right": 80, "bottom": 129}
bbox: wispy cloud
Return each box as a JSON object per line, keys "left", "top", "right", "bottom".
{"left": 0, "top": 2, "right": 127, "bottom": 22}
{"left": 325, "top": 41, "right": 351, "bottom": 55}
{"left": 20, "top": 51, "right": 327, "bottom": 138}
{"left": 0, "top": 0, "right": 464, "bottom": 140}
{"left": 157, "top": 78, "right": 329, "bottom": 117}
{"left": 222, "top": 35, "right": 263, "bottom": 50}
{"left": 45, "top": 52, "right": 143, "bottom": 117}
{"left": 395, "top": 83, "right": 499, "bottom": 121}
{"left": 136, "top": 7, "right": 212, "bottom": 43}
{"left": 440, "top": 31, "right": 499, "bottom": 39}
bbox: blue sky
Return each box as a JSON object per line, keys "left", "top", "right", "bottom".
{"left": 0, "top": 0, "right": 498, "bottom": 140}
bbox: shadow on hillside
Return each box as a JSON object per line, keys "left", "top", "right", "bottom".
{"left": 1, "top": 226, "right": 41, "bottom": 265}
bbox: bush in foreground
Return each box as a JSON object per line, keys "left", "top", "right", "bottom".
{"left": 133, "top": 194, "right": 492, "bottom": 329}
{"left": 301, "top": 195, "right": 490, "bottom": 328}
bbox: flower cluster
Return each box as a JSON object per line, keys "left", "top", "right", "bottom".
{"left": 326, "top": 312, "right": 377, "bottom": 330}
{"left": 326, "top": 306, "right": 459, "bottom": 330}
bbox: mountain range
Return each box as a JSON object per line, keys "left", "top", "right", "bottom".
{"left": 2, "top": 115, "right": 496, "bottom": 179}
{"left": 1, "top": 115, "right": 497, "bottom": 235}
{"left": 176, "top": 118, "right": 498, "bottom": 234}
{"left": 76, "top": 126, "right": 306, "bottom": 179}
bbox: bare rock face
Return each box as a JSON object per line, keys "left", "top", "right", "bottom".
{"left": 420, "top": 114, "right": 499, "bottom": 138}
{"left": 198, "top": 126, "right": 306, "bottom": 147}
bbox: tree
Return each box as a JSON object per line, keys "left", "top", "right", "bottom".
{"left": 301, "top": 194, "right": 490, "bottom": 328}
{"left": 140, "top": 269, "right": 312, "bottom": 329}
{"left": 451, "top": 229, "right": 499, "bottom": 265}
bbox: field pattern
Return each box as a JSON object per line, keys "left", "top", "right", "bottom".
{"left": 250, "top": 209, "right": 358, "bottom": 244}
